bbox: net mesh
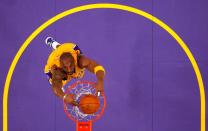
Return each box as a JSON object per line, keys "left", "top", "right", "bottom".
{"left": 63, "top": 81, "right": 106, "bottom": 122}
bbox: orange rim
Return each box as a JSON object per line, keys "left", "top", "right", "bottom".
{"left": 63, "top": 80, "right": 106, "bottom": 122}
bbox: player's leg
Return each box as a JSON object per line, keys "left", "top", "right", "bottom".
{"left": 45, "top": 37, "right": 60, "bottom": 49}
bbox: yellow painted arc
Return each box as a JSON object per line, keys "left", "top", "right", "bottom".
{"left": 3, "top": 3, "right": 205, "bottom": 131}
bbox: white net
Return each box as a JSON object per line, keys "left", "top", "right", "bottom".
{"left": 64, "top": 81, "right": 105, "bottom": 122}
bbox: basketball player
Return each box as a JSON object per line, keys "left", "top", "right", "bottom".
{"left": 44, "top": 37, "right": 105, "bottom": 106}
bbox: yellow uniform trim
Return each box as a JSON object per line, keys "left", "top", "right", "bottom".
{"left": 3, "top": 4, "right": 206, "bottom": 131}
{"left": 94, "top": 65, "right": 105, "bottom": 74}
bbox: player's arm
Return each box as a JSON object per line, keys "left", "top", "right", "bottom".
{"left": 51, "top": 77, "right": 64, "bottom": 99}
{"left": 51, "top": 67, "right": 77, "bottom": 105}
{"left": 50, "top": 65, "right": 64, "bottom": 98}
{"left": 78, "top": 55, "right": 105, "bottom": 94}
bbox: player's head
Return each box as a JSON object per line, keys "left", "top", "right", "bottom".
{"left": 60, "top": 52, "right": 74, "bottom": 71}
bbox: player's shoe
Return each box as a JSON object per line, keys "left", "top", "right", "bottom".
{"left": 45, "top": 37, "right": 56, "bottom": 47}
{"left": 45, "top": 37, "right": 60, "bottom": 49}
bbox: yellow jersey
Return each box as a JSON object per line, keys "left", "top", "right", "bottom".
{"left": 44, "top": 43, "right": 85, "bottom": 86}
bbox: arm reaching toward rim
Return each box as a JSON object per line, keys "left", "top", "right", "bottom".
{"left": 78, "top": 55, "right": 105, "bottom": 95}
{"left": 51, "top": 66, "right": 78, "bottom": 105}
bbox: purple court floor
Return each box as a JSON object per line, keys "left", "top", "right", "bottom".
{"left": 1, "top": 1, "right": 208, "bottom": 131}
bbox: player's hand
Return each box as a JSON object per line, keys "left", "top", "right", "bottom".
{"left": 51, "top": 65, "right": 58, "bottom": 73}
{"left": 63, "top": 94, "right": 79, "bottom": 106}
{"left": 95, "top": 81, "right": 104, "bottom": 96}
{"left": 51, "top": 66, "right": 67, "bottom": 80}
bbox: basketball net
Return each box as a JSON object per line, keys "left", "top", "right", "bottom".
{"left": 63, "top": 81, "right": 106, "bottom": 131}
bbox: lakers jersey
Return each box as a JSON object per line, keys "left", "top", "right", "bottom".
{"left": 44, "top": 43, "right": 85, "bottom": 86}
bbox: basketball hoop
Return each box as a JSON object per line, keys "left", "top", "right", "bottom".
{"left": 63, "top": 80, "right": 106, "bottom": 131}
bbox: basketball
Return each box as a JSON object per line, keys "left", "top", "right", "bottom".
{"left": 79, "top": 94, "right": 100, "bottom": 114}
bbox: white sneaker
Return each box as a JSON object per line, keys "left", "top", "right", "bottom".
{"left": 45, "top": 37, "right": 55, "bottom": 47}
